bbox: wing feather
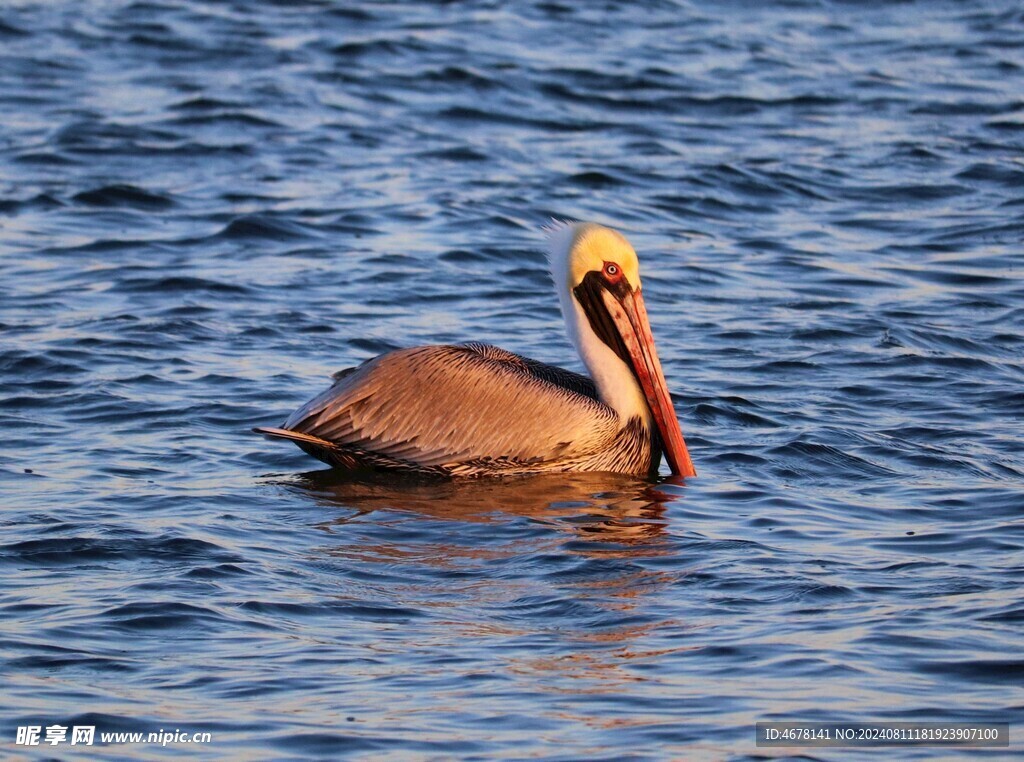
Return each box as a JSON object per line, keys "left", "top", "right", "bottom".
{"left": 283, "top": 344, "right": 617, "bottom": 469}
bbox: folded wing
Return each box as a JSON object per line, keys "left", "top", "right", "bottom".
{"left": 280, "top": 344, "right": 619, "bottom": 471}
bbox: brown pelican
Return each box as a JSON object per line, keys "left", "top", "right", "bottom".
{"left": 255, "top": 221, "right": 696, "bottom": 479}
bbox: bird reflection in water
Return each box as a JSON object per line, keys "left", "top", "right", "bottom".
{"left": 267, "top": 471, "right": 695, "bottom": 706}
{"left": 277, "top": 469, "right": 683, "bottom": 549}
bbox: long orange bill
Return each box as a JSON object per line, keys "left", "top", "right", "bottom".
{"left": 601, "top": 287, "right": 696, "bottom": 477}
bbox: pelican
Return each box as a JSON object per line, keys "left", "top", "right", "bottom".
{"left": 255, "top": 221, "right": 696, "bottom": 478}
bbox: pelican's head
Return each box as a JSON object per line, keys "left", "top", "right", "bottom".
{"left": 546, "top": 221, "right": 696, "bottom": 478}
{"left": 562, "top": 223, "right": 641, "bottom": 294}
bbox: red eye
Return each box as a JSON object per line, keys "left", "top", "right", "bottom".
{"left": 604, "top": 262, "right": 620, "bottom": 277}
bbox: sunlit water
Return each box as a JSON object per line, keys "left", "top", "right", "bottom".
{"left": 1, "top": 1, "right": 1022, "bottom": 759}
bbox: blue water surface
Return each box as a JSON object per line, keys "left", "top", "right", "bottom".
{"left": 1, "top": 1, "right": 1022, "bottom": 759}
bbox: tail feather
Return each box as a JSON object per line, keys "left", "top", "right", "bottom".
{"left": 252, "top": 426, "right": 335, "bottom": 449}
{"left": 254, "top": 425, "right": 368, "bottom": 471}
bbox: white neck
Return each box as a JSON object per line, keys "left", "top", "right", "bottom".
{"left": 548, "top": 222, "right": 651, "bottom": 424}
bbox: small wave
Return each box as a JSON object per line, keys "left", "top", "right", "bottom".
{"left": 171, "top": 96, "right": 248, "bottom": 111}
{"left": 239, "top": 599, "right": 426, "bottom": 621}
{"left": 72, "top": 184, "right": 176, "bottom": 210}
{"left": 6, "top": 653, "right": 137, "bottom": 673}
{"left": 100, "top": 602, "right": 226, "bottom": 632}
{"left": 955, "top": 162, "right": 1024, "bottom": 187}
{"left": 768, "top": 440, "right": 897, "bottom": 478}
{"left": 566, "top": 170, "right": 628, "bottom": 188}
{"left": 13, "top": 151, "right": 79, "bottom": 166}
{"left": 215, "top": 215, "right": 314, "bottom": 241}
{"left": 330, "top": 37, "right": 429, "bottom": 59}
{"left": 0, "top": 536, "right": 240, "bottom": 566}
{"left": 0, "top": 193, "right": 63, "bottom": 214}
{"left": 165, "top": 112, "right": 282, "bottom": 128}
{"left": 0, "top": 20, "right": 29, "bottom": 36}
{"left": 918, "top": 659, "right": 1024, "bottom": 686}
{"left": 113, "top": 276, "right": 250, "bottom": 295}
{"left": 417, "top": 146, "right": 489, "bottom": 162}
{"left": 692, "top": 402, "right": 781, "bottom": 428}
{"left": 437, "top": 106, "right": 609, "bottom": 132}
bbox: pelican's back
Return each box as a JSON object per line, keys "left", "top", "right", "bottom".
{"left": 261, "top": 344, "right": 621, "bottom": 476}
